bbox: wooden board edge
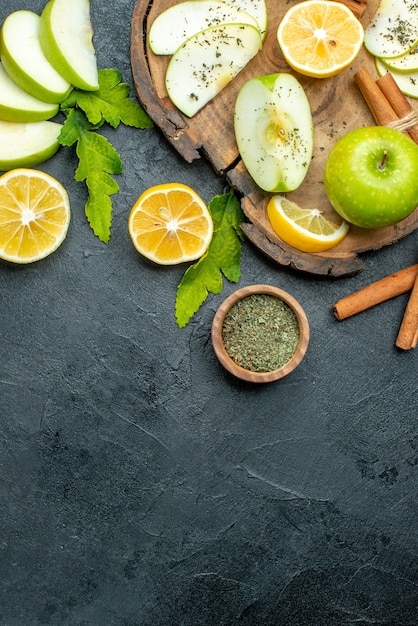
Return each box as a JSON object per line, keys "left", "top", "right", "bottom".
{"left": 130, "top": 0, "right": 203, "bottom": 163}
{"left": 241, "top": 224, "right": 365, "bottom": 277}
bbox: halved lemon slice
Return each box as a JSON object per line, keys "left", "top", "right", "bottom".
{"left": 267, "top": 195, "right": 349, "bottom": 253}
{"left": 0, "top": 168, "right": 70, "bottom": 263}
{"left": 128, "top": 183, "right": 213, "bottom": 265}
{"left": 277, "top": 0, "right": 364, "bottom": 78}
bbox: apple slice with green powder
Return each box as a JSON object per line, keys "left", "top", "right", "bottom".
{"left": 0, "top": 119, "right": 62, "bottom": 170}
{"left": 39, "top": 0, "right": 99, "bottom": 91}
{"left": 149, "top": 0, "right": 260, "bottom": 55}
{"left": 234, "top": 73, "right": 314, "bottom": 193}
{"left": 0, "top": 62, "right": 59, "bottom": 123}
{"left": 223, "top": 0, "right": 267, "bottom": 40}
{"left": 165, "top": 23, "right": 262, "bottom": 118}
{"left": 379, "top": 45, "right": 418, "bottom": 73}
{"left": 364, "top": 0, "right": 418, "bottom": 59}
{"left": 375, "top": 57, "right": 418, "bottom": 98}
{"left": 1, "top": 10, "right": 72, "bottom": 104}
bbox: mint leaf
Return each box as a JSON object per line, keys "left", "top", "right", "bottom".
{"left": 175, "top": 192, "right": 245, "bottom": 328}
{"left": 58, "top": 68, "right": 153, "bottom": 242}
{"left": 61, "top": 68, "right": 153, "bottom": 129}
{"left": 58, "top": 107, "right": 95, "bottom": 146}
{"left": 59, "top": 109, "right": 122, "bottom": 242}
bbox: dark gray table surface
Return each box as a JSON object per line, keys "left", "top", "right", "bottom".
{"left": 1, "top": 1, "right": 417, "bottom": 625}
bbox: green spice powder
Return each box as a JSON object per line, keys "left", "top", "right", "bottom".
{"left": 222, "top": 294, "right": 300, "bottom": 373}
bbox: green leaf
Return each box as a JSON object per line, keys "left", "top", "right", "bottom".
{"left": 58, "top": 109, "right": 122, "bottom": 242}
{"left": 175, "top": 192, "right": 245, "bottom": 328}
{"left": 58, "top": 107, "right": 94, "bottom": 146}
{"left": 61, "top": 68, "right": 153, "bottom": 129}
{"left": 57, "top": 67, "right": 153, "bottom": 242}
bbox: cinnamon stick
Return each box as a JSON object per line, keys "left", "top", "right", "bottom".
{"left": 372, "top": 75, "right": 418, "bottom": 348}
{"left": 396, "top": 273, "right": 418, "bottom": 349}
{"left": 333, "top": 264, "right": 418, "bottom": 320}
{"left": 336, "top": 0, "right": 368, "bottom": 19}
{"left": 354, "top": 67, "right": 400, "bottom": 127}
{"left": 376, "top": 72, "right": 418, "bottom": 144}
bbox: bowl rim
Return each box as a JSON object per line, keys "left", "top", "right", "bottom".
{"left": 211, "top": 284, "right": 310, "bottom": 383}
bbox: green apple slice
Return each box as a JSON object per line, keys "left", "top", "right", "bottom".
{"left": 364, "top": 0, "right": 418, "bottom": 59}
{"left": 39, "top": 0, "right": 99, "bottom": 91}
{"left": 0, "top": 62, "right": 59, "bottom": 123}
{"left": 375, "top": 57, "right": 418, "bottom": 98}
{"left": 166, "top": 23, "right": 262, "bottom": 117}
{"left": 223, "top": 0, "right": 267, "bottom": 40}
{"left": 234, "top": 73, "right": 314, "bottom": 193}
{"left": 0, "top": 119, "right": 62, "bottom": 170}
{"left": 0, "top": 10, "right": 72, "bottom": 104}
{"left": 149, "top": 0, "right": 259, "bottom": 55}
{"left": 380, "top": 45, "right": 418, "bottom": 73}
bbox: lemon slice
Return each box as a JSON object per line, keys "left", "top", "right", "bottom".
{"left": 0, "top": 168, "right": 70, "bottom": 263}
{"left": 277, "top": 0, "right": 364, "bottom": 78}
{"left": 267, "top": 195, "right": 349, "bottom": 253}
{"left": 128, "top": 183, "right": 213, "bottom": 265}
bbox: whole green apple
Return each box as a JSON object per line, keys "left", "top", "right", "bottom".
{"left": 324, "top": 126, "right": 418, "bottom": 229}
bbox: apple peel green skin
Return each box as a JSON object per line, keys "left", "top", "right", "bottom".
{"left": 375, "top": 57, "right": 418, "bottom": 99}
{"left": 0, "top": 10, "right": 72, "bottom": 105}
{"left": 0, "top": 62, "right": 59, "bottom": 123}
{"left": 324, "top": 126, "right": 418, "bottom": 229}
{"left": 234, "top": 73, "right": 314, "bottom": 193}
{"left": 0, "top": 120, "right": 62, "bottom": 171}
{"left": 39, "top": 0, "right": 99, "bottom": 92}
{"left": 379, "top": 45, "right": 418, "bottom": 74}
{"left": 149, "top": 0, "right": 260, "bottom": 55}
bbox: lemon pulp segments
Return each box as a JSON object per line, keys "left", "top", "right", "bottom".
{"left": 128, "top": 183, "right": 213, "bottom": 265}
{"left": 0, "top": 168, "right": 70, "bottom": 263}
{"left": 277, "top": 0, "right": 364, "bottom": 78}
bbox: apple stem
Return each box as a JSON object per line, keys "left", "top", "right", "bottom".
{"left": 378, "top": 150, "right": 388, "bottom": 171}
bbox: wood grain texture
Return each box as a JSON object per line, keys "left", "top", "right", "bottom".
{"left": 130, "top": 0, "right": 418, "bottom": 277}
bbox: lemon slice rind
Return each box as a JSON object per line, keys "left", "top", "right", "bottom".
{"left": 267, "top": 195, "right": 349, "bottom": 253}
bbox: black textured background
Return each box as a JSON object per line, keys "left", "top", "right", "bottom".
{"left": 1, "top": 1, "right": 417, "bottom": 625}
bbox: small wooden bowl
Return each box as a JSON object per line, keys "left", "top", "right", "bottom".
{"left": 211, "top": 284, "right": 310, "bottom": 383}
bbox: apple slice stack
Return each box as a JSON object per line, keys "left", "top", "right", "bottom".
{"left": 0, "top": 0, "right": 98, "bottom": 171}
{"left": 148, "top": 0, "right": 267, "bottom": 117}
{"left": 364, "top": 0, "right": 418, "bottom": 98}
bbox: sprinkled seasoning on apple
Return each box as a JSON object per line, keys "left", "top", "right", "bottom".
{"left": 224, "top": 0, "right": 267, "bottom": 40}
{"left": 362, "top": 0, "right": 418, "bottom": 98}
{"left": 379, "top": 44, "right": 418, "bottom": 73}
{"left": 165, "top": 23, "right": 262, "bottom": 118}
{"left": 324, "top": 126, "right": 418, "bottom": 229}
{"left": 375, "top": 57, "right": 418, "bottom": 99}
{"left": 148, "top": 0, "right": 260, "bottom": 55}
{"left": 234, "top": 73, "right": 314, "bottom": 192}
{"left": 364, "top": 0, "right": 418, "bottom": 59}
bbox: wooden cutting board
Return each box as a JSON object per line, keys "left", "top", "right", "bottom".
{"left": 130, "top": 0, "right": 418, "bottom": 277}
